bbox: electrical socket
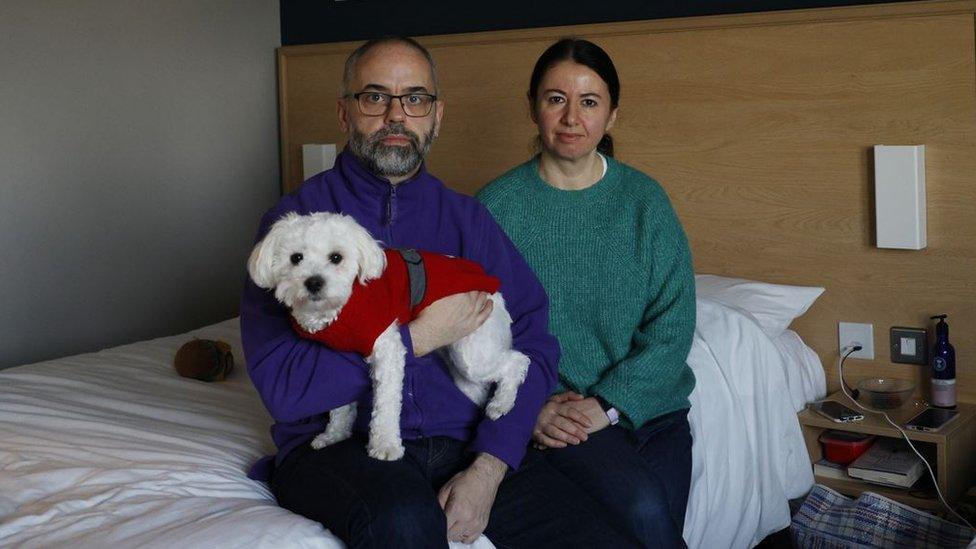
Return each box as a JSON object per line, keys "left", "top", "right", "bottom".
{"left": 890, "top": 327, "right": 928, "bottom": 364}
{"left": 839, "top": 322, "right": 874, "bottom": 359}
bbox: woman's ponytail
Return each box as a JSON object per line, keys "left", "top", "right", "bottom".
{"left": 597, "top": 134, "right": 614, "bottom": 158}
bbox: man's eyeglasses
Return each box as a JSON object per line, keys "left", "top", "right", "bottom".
{"left": 348, "top": 92, "right": 438, "bottom": 117}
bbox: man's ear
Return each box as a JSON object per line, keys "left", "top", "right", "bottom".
{"left": 337, "top": 97, "right": 350, "bottom": 134}
{"left": 433, "top": 100, "right": 445, "bottom": 138}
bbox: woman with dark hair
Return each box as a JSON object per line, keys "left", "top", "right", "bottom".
{"left": 477, "top": 38, "right": 697, "bottom": 548}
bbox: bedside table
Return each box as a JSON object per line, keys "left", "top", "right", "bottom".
{"left": 797, "top": 391, "right": 976, "bottom": 510}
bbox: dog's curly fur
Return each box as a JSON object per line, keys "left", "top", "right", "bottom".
{"left": 248, "top": 212, "right": 529, "bottom": 460}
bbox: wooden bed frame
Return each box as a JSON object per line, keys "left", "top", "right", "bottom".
{"left": 277, "top": 0, "right": 976, "bottom": 403}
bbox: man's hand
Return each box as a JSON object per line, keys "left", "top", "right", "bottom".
{"left": 532, "top": 392, "right": 609, "bottom": 450}
{"left": 408, "top": 291, "right": 493, "bottom": 357}
{"left": 437, "top": 452, "right": 506, "bottom": 543}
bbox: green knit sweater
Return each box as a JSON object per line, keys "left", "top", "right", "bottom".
{"left": 477, "top": 156, "right": 696, "bottom": 429}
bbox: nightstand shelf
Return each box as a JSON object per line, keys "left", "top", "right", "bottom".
{"left": 797, "top": 391, "right": 976, "bottom": 511}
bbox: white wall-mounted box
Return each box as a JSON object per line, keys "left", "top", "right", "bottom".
{"left": 874, "top": 145, "right": 926, "bottom": 250}
{"left": 302, "top": 143, "right": 337, "bottom": 181}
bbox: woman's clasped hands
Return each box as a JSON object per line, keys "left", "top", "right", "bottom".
{"left": 531, "top": 391, "right": 610, "bottom": 449}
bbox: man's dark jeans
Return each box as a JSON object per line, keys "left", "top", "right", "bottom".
{"left": 543, "top": 408, "right": 693, "bottom": 548}
{"left": 271, "top": 433, "right": 640, "bottom": 549}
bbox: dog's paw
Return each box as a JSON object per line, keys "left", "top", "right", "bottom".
{"left": 367, "top": 440, "right": 405, "bottom": 461}
{"left": 310, "top": 432, "right": 346, "bottom": 450}
{"left": 310, "top": 435, "right": 329, "bottom": 450}
{"left": 310, "top": 434, "right": 332, "bottom": 450}
{"left": 511, "top": 352, "right": 531, "bottom": 379}
{"left": 485, "top": 397, "right": 515, "bottom": 420}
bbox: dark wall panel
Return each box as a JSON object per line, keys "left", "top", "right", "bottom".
{"left": 281, "top": 0, "right": 909, "bottom": 45}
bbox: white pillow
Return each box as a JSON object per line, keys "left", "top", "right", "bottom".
{"left": 695, "top": 274, "right": 824, "bottom": 337}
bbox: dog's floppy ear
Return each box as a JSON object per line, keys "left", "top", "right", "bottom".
{"left": 247, "top": 212, "right": 303, "bottom": 289}
{"left": 343, "top": 215, "right": 386, "bottom": 283}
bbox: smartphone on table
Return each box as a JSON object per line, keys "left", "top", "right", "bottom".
{"left": 809, "top": 401, "right": 864, "bottom": 423}
{"left": 904, "top": 407, "right": 959, "bottom": 432}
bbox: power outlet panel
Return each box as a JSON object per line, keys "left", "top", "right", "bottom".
{"left": 891, "top": 327, "right": 928, "bottom": 365}
{"left": 839, "top": 322, "right": 874, "bottom": 359}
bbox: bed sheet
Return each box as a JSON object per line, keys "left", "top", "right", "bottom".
{"left": 0, "top": 302, "right": 822, "bottom": 548}
{"left": 0, "top": 320, "right": 390, "bottom": 549}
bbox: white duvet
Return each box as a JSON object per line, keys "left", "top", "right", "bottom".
{"left": 0, "top": 299, "right": 823, "bottom": 548}
{"left": 684, "top": 298, "right": 823, "bottom": 548}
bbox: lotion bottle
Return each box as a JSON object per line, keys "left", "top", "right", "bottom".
{"left": 929, "top": 314, "right": 956, "bottom": 409}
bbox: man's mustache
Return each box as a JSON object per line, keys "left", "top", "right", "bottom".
{"left": 368, "top": 124, "right": 421, "bottom": 149}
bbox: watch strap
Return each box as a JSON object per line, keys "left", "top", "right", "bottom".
{"left": 593, "top": 395, "right": 620, "bottom": 426}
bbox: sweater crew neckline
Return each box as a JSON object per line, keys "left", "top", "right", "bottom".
{"left": 527, "top": 154, "right": 620, "bottom": 206}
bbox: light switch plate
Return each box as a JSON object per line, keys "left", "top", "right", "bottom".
{"left": 891, "top": 327, "right": 927, "bottom": 365}
{"left": 839, "top": 322, "right": 874, "bottom": 359}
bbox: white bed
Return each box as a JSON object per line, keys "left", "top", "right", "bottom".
{"left": 0, "top": 290, "right": 825, "bottom": 548}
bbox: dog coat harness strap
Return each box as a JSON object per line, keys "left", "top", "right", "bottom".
{"left": 396, "top": 248, "right": 426, "bottom": 308}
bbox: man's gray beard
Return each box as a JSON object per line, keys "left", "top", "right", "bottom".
{"left": 348, "top": 123, "right": 435, "bottom": 178}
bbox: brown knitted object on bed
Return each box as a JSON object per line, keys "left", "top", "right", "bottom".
{"left": 174, "top": 339, "right": 234, "bottom": 382}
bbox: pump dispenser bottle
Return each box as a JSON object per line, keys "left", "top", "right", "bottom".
{"left": 929, "top": 314, "right": 956, "bottom": 409}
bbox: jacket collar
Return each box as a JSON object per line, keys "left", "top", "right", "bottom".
{"left": 337, "top": 147, "right": 430, "bottom": 200}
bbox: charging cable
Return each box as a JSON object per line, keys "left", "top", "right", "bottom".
{"left": 838, "top": 344, "right": 975, "bottom": 531}
{"left": 839, "top": 347, "right": 861, "bottom": 401}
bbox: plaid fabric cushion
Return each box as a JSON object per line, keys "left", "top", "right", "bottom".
{"left": 792, "top": 485, "right": 974, "bottom": 548}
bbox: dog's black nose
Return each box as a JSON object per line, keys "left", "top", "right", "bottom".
{"left": 304, "top": 276, "right": 325, "bottom": 294}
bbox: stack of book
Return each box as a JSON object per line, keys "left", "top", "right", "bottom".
{"left": 813, "top": 457, "right": 852, "bottom": 480}
{"left": 846, "top": 437, "right": 925, "bottom": 488}
{"left": 815, "top": 437, "right": 925, "bottom": 489}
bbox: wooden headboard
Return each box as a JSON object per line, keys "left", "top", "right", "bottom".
{"left": 278, "top": 0, "right": 976, "bottom": 403}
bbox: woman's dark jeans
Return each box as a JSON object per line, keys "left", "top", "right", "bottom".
{"left": 543, "top": 408, "right": 693, "bottom": 548}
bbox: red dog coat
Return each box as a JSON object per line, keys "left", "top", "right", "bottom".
{"left": 292, "top": 249, "right": 501, "bottom": 356}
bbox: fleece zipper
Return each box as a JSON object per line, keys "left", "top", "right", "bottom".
{"left": 384, "top": 183, "right": 397, "bottom": 242}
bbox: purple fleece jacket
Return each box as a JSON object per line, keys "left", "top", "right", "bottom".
{"left": 241, "top": 150, "right": 559, "bottom": 478}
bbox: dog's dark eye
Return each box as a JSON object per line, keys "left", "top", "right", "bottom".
{"left": 290, "top": 253, "right": 303, "bottom": 265}
{"left": 329, "top": 253, "right": 343, "bottom": 265}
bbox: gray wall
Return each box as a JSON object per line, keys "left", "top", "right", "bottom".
{"left": 0, "top": 1, "right": 281, "bottom": 369}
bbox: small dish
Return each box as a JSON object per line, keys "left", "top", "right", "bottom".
{"left": 857, "top": 378, "right": 916, "bottom": 409}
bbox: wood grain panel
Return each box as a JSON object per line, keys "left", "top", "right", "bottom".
{"left": 279, "top": 1, "right": 976, "bottom": 403}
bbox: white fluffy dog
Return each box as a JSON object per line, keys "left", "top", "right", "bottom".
{"left": 248, "top": 212, "right": 530, "bottom": 460}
